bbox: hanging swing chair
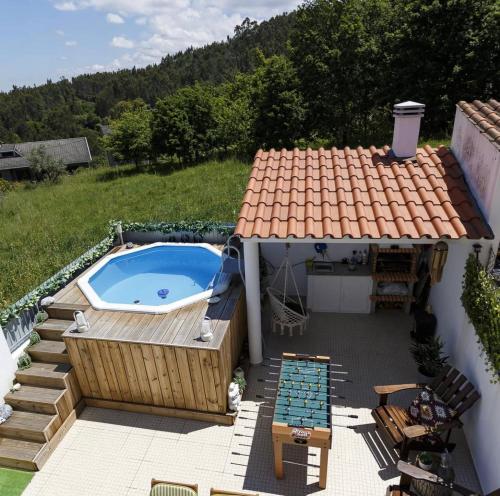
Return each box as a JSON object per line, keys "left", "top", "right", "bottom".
{"left": 266, "top": 246, "right": 309, "bottom": 337}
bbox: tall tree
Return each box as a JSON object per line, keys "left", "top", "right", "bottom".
{"left": 103, "top": 105, "right": 152, "bottom": 167}
{"left": 152, "top": 84, "right": 217, "bottom": 163}
{"left": 290, "top": 0, "right": 393, "bottom": 145}
{"left": 388, "top": 0, "right": 500, "bottom": 136}
{"left": 252, "top": 54, "right": 305, "bottom": 149}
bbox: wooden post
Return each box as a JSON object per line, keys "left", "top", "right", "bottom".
{"left": 319, "top": 447, "right": 329, "bottom": 489}
{"left": 273, "top": 436, "right": 284, "bottom": 479}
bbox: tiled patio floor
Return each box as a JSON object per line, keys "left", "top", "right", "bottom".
{"left": 22, "top": 311, "right": 481, "bottom": 496}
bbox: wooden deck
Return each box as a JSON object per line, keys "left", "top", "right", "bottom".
{"left": 56, "top": 244, "right": 248, "bottom": 424}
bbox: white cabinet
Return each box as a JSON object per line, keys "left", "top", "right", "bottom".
{"left": 340, "top": 277, "right": 373, "bottom": 313}
{"left": 307, "top": 274, "right": 372, "bottom": 313}
{"left": 307, "top": 275, "right": 341, "bottom": 312}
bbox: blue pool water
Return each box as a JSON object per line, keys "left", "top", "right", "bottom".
{"left": 88, "top": 245, "right": 222, "bottom": 306}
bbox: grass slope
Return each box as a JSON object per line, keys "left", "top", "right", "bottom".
{"left": 0, "top": 468, "right": 33, "bottom": 496}
{"left": 0, "top": 160, "right": 250, "bottom": 307}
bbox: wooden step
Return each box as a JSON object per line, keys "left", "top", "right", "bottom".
{"left": 16, "top": 362, "right": 71, "bottom": 389}
{"left": 0, "top": 437, "right": 45, "bottom": 471}
{"left": 28, "top": 340, "right": 69, "bottom": 364}
{"left": 371, "top": 273, "right": 418, "bottom": 282}
{"left": 34, "top": 319, "right": 73, "bottom": 341}
{"left": 46, "top": 303, "right": 88, "bottom": 321}
{"left": 369, "top": 295, "right": 416, "bottom": 302}
{"left": 0, "top": 411, "right": 58, "bottom": 443}
{"left": 4, "top": 386, "right": 64, "bottom": 415}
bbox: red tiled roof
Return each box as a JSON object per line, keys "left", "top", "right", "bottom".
{"left": 235, "top": 145, "right": 493, "bottom": 240}
{"left": 457, "top": 99, "right": 500, "bottom": 148}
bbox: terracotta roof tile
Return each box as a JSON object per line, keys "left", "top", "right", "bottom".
{"left": 457, "top": 99, "right": 500, "bottom": 148}
{"left": 235, "top": 145, "right": 493, "bottom": 240}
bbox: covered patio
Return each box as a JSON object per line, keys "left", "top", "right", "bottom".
{"left": 21, "top": 311, "right": 481, "bottom": 496}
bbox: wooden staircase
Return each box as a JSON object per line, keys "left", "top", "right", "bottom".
{"left": 0, "top": 304, "right": 87, "bottom": 470}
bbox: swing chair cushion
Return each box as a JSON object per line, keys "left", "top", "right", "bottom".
{"left": 267, "top": 288, "right": 308, "bottom": 328}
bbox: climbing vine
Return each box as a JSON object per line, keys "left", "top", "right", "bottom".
{"left": 0, "top": 220, "right": 234, "bottom": 328}
{"left": 461, "top": 254, "right": 500, "bottom": 383}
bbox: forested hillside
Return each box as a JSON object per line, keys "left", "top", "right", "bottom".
{"left": 0, "top": 14, "right": 294, "bottom": 153}
{"left": 1, "top": 0, "right": 499, "bottom": 160}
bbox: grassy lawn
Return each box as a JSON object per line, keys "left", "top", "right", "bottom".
{"left": 0, "top": 160, "right": 250, "bottom": 308}
{"left": 0, "top": 468, "right": 33, "bottom": 496}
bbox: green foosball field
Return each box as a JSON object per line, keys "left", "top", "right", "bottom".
{"left": 272, "top": 353, "right": 332, "bottom": 489}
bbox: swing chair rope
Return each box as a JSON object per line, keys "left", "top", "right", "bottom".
{"left": 268, "top": 244, "right": 305, "bottom": 313}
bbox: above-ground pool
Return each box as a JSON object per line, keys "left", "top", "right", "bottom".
{"left": 78, "top": 243, "right": 231, "bottom": 313}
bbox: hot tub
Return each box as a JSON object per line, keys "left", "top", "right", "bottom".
{"left": 78, "top": 243, "right": 231, "bottom": 313}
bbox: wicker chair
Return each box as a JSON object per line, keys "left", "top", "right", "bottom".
{"left": 267, "top": 287, "right": 308, "bottom": 336}
{"left": 150, "top": 479, "right": 198, "bottom": 496}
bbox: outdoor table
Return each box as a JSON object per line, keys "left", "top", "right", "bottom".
{"left": 272, "top": 352, "right": 332, "bottom": 489}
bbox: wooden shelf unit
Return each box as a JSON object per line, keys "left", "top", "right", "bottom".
{"left": 370, "top": 245, "right": 420, "bottom": 312}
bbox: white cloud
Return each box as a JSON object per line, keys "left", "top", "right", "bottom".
{"left": 53, "top": 0, "right": 301, "bottom": 76}
{"left": 111, "top": 36, "right": 134, "bottom": 49}
{"left": 55, "top": 29, "right": 65, "bottom": 36}
{"left": 106, "top": 13, "right": 124, "bottom": 24}
{"left": 54, "top": 1, "right": 78, "bottom": 11}
{"left": 65, "top": 40, "right": 77, "bottom": 46}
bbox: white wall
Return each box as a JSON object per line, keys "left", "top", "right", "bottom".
{"left": 452, "top": 109, "right": 500, "bottom": 220}
{"left": 429, "top": 106, "right": 500, "bottom": 494}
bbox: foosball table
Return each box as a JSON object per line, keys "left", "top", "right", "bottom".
{"left": 272, "top": 352, "right": 332, "bottom": 489}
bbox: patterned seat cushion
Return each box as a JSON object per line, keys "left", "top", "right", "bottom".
{"left": 150, "top": 484, "right": 197, "bottom": 496}
{"left": 408, "top": 387, "right": 456, "bottom": 428}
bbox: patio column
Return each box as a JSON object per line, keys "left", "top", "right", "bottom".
{"left": 243, "top": 240, "right": 263, "bottom": 364}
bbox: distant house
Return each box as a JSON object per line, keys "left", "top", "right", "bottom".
{"left": 0, "top": 137, "right": 92, "bottom": 180}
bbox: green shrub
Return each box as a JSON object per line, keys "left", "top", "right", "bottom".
{"left": 28, "top": 145, "right": 66, "bottom": 183}
{"left": 36, "top": 310, "right": 48, "bottom": 323}
{"left": 0, "top": 178, "right": 14, "bottom": 194}
{"left": 461, "top": 254, "right": 500, "bottom": 382}
{"left": 29, "top": 331, "right": 41, "bottom": 346}
{"left": 17, "top": 353, "right": 32, "bottom": 370}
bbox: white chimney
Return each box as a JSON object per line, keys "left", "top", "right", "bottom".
{"left": 391, "top": 101, "right": 425, "bottom": 158}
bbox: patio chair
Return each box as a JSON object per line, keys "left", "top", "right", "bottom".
{"left": 386, "top": 460, "right": 480, "bottom": 495}
{"left": 267, "top": 287, "right": 308, "bottom": 336}
{"left": 150, "top": 479, "right": 198, "bottom": 496}
{"left": 372, "top": 365, "right": 480, "bottom": 460}
{"left": 210, "top": 489, "right": 259, "bottom": 495}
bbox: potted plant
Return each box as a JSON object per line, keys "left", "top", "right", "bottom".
{"left": 233, "top": 375, "right": 247, "bottom": 394}
{"left": 417, "top": 452, "right": 433, "bottom": 471}
{"left": 410, "top": 336, "right": 448, "bottom": 377}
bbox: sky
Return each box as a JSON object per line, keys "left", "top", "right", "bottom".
{"left": 0, "top": 0, "right": 301, "bottom": 92}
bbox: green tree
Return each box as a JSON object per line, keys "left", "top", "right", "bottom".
{"left": 28, "top": 145, "right": 66, "bottom": 183}
{"left": 152, "top": 83, "right": 217, "bottom": 163}
{"left": 212, "top": 76, "right": 254, "bottom": 156}
{"left": 252, "top": 54, "right": 305, "bottom": 149}
{"left": 103, "top": 106, "right": 152, "bottom": 167}
{"left": 290, "top": 0, "right": 393, "bottom": 145}
{"left": 388, "top": 0, "right": 500, "bottom": 136}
